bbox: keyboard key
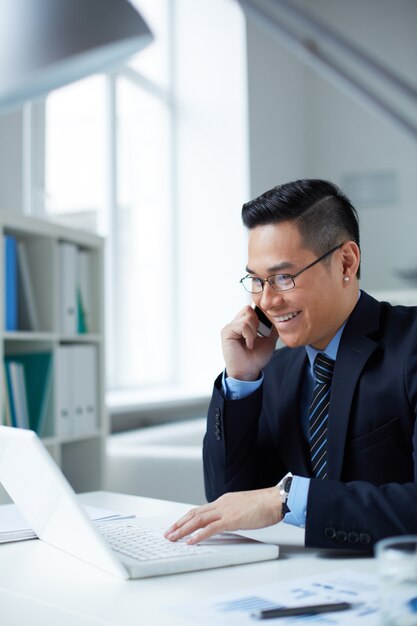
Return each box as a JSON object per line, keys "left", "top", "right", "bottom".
{"left": 96, "top": 522, "right": 214, "bottom": 562}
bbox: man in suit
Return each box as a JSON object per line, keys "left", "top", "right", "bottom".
{"left": 165, "top": 179, "right": 417, "bottom": 551}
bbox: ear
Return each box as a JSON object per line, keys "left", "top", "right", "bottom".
{"left": 341, "top": 241, "right": 360, "bottom": 280}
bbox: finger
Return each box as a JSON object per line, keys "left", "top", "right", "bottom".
{"left": 241, "top": 323, "right": 256, "bottom": 350}
{"left": 237, "top": 317, "right": 259, "bottom": 349}
{"left": 186, "top": 520, "right": 225, "bottom": 545}
{"left": 164, "top": 503, "right": 215, "bottom": 536}
{"left": 164, "top": 510, "right": 198, "bottom": 536}
{"left": 165, "top": 510, "right": 221, "bottom": 541}
{"left": 164, "top": 515, "right": 193, "bottom": 538}
{"left": 230, "top": 307, "right": 259, "bottom": 336}
{"left": 232, "top": 305, "right": 254, "bottom": 323}
{"left": 166, "top": 516, "right": 215, "bottom": 542}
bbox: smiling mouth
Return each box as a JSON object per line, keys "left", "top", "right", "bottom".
{"left": 273, "top": 310, "right": 301, "bottom": 323}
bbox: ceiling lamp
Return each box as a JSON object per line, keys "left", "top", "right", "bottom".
{"left": 0, "top": 0, "right": 153, "bottom": 113}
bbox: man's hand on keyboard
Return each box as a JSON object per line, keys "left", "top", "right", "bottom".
{"left": 164, "top": 487, "right": 282, "bottom": 545}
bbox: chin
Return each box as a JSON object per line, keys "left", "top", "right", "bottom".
{"left": 279, "top": 335, "right": 305, "bottom": 349}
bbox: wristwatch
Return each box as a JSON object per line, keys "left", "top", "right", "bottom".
{"left": 278, "top": 472, "right": 293, "bottom": 519}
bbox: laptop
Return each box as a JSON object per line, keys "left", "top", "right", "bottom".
{"left": 0, "top": 426, "right": 279, "bottom": 579}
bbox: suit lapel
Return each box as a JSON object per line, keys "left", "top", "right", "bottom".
{"left": 326, "top": 292, "right": 380, "bottom": 479}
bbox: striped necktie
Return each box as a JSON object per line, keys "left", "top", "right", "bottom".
{"left": 309, "top": 353, "right": 335, "bottom": 479}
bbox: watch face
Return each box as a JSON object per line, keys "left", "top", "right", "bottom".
{"left": 284, "top": 476, "right": 293, "bottom": 495}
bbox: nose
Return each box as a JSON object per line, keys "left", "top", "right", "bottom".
{"left": 259, "top": 282, "right": 285, "bottom": 311}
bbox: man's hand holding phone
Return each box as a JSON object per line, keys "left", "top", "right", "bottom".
{"left": 221, "top": 305, "right": 278, "bottom": 381}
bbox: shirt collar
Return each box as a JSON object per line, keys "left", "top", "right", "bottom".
{"left": 305, "top": 324, "right": 345, "bottom": 371}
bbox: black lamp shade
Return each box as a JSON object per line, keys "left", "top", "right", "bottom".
{"left": 0, "top": 0, "right": 153, "bottom": 112}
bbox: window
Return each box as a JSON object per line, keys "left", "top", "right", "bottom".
{"left": 29, "top": 0, "right": 249, "bottom": 408}
{"left": 45, "top": 75, "right": 106, "bottom": 231}
{"left": 42, "top": 0, "right": 175, "bottom": 394}
{"left": 112, "top": 76, "right": 173, "bottom": 388}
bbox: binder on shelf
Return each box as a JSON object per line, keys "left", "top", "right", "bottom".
{"left": 17, "top": 240, "right": 41, "bottom": 331}
{"left": 73, "top": 345, "right": 97, "bottom": 434}
{"left": 4, "top": 353, "right": 53, "bottom": 436}
{"left": 55, "top": 344, "right": 98, "bottom": 436}
{"left": 5, "top": 361, "right": 30, "bottom": 429}
{"left": 59, "top": 242, "right": 77, "bottom": 334}
{"left": 55, "top": 346, "right": 74, "bottom": 436}
{"left": 4, "top": 235, "right": 18, "bottom": 331}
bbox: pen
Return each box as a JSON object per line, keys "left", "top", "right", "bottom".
{"left": 251, "top": 601, "right": 354, "bottom": 620}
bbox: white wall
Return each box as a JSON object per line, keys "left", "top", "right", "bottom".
{"left": 246, "top": 14, "right": 307, "bottom": 196}
{"left": 246, "top": 0, "right": 417, "bottom": 291}
{"left": 304, "top": 0, "right": 417, "bottom": 291}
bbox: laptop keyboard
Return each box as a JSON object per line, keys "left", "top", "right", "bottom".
{"left": 96, "top": 522, "right": 215, "bottom": 561}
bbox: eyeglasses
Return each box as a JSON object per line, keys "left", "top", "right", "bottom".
{"left": 239, "top": 243, "right": 344, "bottom": 294}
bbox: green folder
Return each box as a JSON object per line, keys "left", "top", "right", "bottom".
{"left": 4, "top": 352, "right": 52, "bottom": 436}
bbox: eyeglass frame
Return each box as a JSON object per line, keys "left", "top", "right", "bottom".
{"left": 239, "top": 243, "right": 344, "bottom": 294}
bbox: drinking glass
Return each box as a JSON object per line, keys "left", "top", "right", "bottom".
{"left": 376, "top": 536, "right": 417, "bottom": 626}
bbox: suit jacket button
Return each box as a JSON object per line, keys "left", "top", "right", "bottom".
{"left": 348, "top": 532, "right": 359, "bottom": 544}
{"left": 359, "top": 533, "right": 371, "bottom": 544}
{"left": 324, "top": 527, "right": 336, "bottom": 539}
{"left": 336, "top": 530, "right": 347, "bottom": 542}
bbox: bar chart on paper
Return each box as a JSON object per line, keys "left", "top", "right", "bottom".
{"left": 174, "top": 569, "right": 380, "bottom": 625}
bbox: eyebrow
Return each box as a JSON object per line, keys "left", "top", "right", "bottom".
{"left": 245, "top": 261, "right": 296, "bottom": 275}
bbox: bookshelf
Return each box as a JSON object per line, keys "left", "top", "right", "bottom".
{"left": 0, "top": 210, "right": 106, "bottom": 504}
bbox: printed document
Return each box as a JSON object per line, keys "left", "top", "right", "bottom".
{"left": 174, "top": 569, "right": 379, "bottom": 625}
{"left": 0, "top": 503, "right": 133, "bottom": 543}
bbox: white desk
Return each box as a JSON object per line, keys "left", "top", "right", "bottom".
{"left": 1, "top": 491, "right": 377, "bottom": 626}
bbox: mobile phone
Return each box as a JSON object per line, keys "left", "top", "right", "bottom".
{"left": 253, "top": 304, "right": 273, "bottom": 337}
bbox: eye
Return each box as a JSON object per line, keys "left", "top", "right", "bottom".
{"left": 250, "top": 277, "right": 263, "bottom": 291}
{"left": 272, "top": 274, "right": 293, "bottom": 287}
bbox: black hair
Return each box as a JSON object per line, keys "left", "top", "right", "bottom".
{"left": 242, "top": 179, "right": 361, "bottom": 277}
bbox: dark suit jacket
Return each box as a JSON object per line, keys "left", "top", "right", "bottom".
{"left": 203, "top": 291, "right": 417, "bottom": 551}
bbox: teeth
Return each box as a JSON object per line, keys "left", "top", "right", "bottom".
{"left": 276, "top": 311, "right": 299, "bottom": 322}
